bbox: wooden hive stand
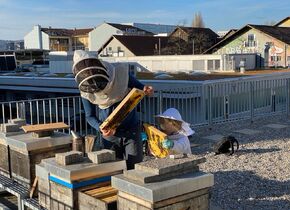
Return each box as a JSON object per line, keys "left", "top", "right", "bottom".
{"left": 22, "top": 122, "right": 70, "bottom": 138}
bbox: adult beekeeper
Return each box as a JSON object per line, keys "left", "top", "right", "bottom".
{"left": 72, "top": 50, "right": 153, "bottom": 169}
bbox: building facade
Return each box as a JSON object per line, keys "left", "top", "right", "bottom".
{"left": 206, "top": 25, "right": 290, "bottom": 68}
{"left": 88, "top": 22, "right": 154, "bottom": 52}
{"left": 24, "top": 25, "right": 93, "bottom": 51}
{"left": 98, "top": 35, "right": 168, "bottom": 57}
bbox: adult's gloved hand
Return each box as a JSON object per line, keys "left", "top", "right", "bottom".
{"left": 162, "top": 139, "right": 174, "bottom": 149}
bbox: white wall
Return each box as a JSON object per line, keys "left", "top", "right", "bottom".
{"left": 102, "top": 54, "right": 224, "bottom": 73}
{"left": 24, "top": 25, "right": 49, "bottom": 50}
{"left": 89, "top": 23, "right": 120, "bottom": 51}
{"left": 49, "top": 51, "right": 74, "bottom": 73}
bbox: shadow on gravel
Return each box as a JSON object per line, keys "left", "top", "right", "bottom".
{"left": 211, "top": 170, "right": 290, "bottom": 210}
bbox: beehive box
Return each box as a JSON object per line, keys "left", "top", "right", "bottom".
{"left": 5, "top": 132, "right": 72, "bottom": 187}
{"left": 78, "top": 184, "right": 118, "bottom": 210}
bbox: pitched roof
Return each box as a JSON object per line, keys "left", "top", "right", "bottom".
{"left": 106, "top": 23, "right": 154, "bottom": 35}
{"left": 99, "top": 35, "right": 168, "bottom": 56}
{"left": 204, "top": 24, "right": 290, "bottom": 54}
{"left": 72, "top": 28, "right": 94, "bottom": 36}
{"left": 41, "top": 27, "right": 93, "bottom": 37}
{"left": 274, "top": 16, "right": 290, "bottom": 26}
{"left": 173, "top": 26, "right": 219, "bottom": 39}
{"left": 250, "top": 24, "right": 290, "bottom": 44}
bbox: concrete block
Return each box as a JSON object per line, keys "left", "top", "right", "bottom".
{"left": 112, "top": 171, "right": 214, "bottom": 203}
{"left": 42, "top": 157, "right": 126, "bottom": 182}
{"left": 135, "top": 156, "right": 206, "bottom": 175}
{"left": 55, "top": 151, "right": 83, "bottom": 166}
{"left": 8, "top": 118, "right": 26, "bottom": 127}
{"left": 123, "top": 165, "right": 199, "bottom": 184}
{"left": 87, "top": 149, "right": 116, "bottom": 164}
{"left": 0, "top": 123, "right": 20, "bottom": 133}
{"left": 36, "top": 163, "right": 49, "bottom": 181}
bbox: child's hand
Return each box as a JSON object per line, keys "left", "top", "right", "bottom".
{"left": 162, "top": 139, "right": 174, "bottom": 149}
{"left": 143, "top": 86, "right": 154, "bottom": 96}
{"left": 141, "top": 132, "right": 148, "bottom": 141}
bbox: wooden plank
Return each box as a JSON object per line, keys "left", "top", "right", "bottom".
{"left": 100, "top": 88, "right": 145, "bottom": 130}
{"left": 85, "top": 186, "right": 112, "bottom": 195}
{"left": 101, "top": 195, "right": 117, "bottom": 203}
{"left": 143, "top": 123, "right": 169, "bottom": 158}
{"left": 92, "top": 188, "right": 118, "bottom": 198}
{"left": 29, "top": 177, "right": 38, "bottom": 198}
{"left": 118, "top": 191, "right": 153, "bottom": 209}
{"left": 22, "top": 122, "right": 69, "bottom": 133}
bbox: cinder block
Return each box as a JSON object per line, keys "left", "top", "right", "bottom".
{"left": 87, "top": 149, "right": 116, "bottom": 164}
{"left": 0, "top": 123, "right": 20, "bottom": 133}
{"left": 8, "top": 118, "right": 26, "bottom": 127}
{"left": 55, "top": 151, "right": 83, "bottom": 166}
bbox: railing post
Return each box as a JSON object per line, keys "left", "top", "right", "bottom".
{"left": 208, "top": 85, "right": 213, "bottom": 128}
{"left": 286, "top": 79, "right": 290, "bottom": 116}
{"left": 250, "top": 81, "right": 254, "bottom": 123}
{"left": 158, "top": 90, "right": 163, "bottom": 115}
{"left": 224, "top": 95, "right": 229, "bottom": 120}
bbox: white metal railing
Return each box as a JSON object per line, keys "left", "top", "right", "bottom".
{"left": 1, "top": 74, "right": 290, "bottom": 135}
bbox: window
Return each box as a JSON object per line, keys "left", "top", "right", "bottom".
{"left": 108, "top": 47, "right": 112, "bottom": 51}
{"left": 271, "top": 56, "right": 281, "bottom": 61}
{"left": 245, "top": 34, "right": 256, "bottom": 47}
{"left": 117, "top": 46, "right": 121, "bottom": 52}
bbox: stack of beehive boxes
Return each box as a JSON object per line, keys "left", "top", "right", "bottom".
{"left": 112, "top": 155, "right": 214, "bottom": 210}
{"left": 37, "top": 149, "right": 126, "bottom": 210}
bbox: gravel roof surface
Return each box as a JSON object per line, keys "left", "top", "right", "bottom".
{"left": 191, "top": 115, "right": 290, "bottom": 210}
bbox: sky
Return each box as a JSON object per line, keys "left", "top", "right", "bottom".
{"left": 0, "top": 0, "right": 289, "bottom": 40}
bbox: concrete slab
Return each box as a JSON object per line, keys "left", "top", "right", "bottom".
{"left": 112, "top": 171, "right": 214, "bottom": 203}
{"left": 42, "top": 157, "right": 126, "bottom": 182}
{"left": 3, "top": 132, "right": 72, "bottom": 153}
{"left": 234, "top": 129, "right": 261, "bottom": 135}
{"left": 203, "top": 134, "right": 224, "bottom": 141}
{"left": 264, "top": 124, "right": 288, "bottom": 129}
{"left": 135, "top": 155, "right": 206, "bottom": 175}
{"left": 124, "top": 165, "right": 199, "bottom": 184}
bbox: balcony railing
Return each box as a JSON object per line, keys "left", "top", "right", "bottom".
{"left": 1, "top": 73, "right": 290, "bottom": 135}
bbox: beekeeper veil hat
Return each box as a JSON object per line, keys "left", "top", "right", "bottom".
{"left": 156, "top": 108, "right": 194, "bottom": 136}
{"left": 72, "top": 50, "right": 109, "bottom": 93}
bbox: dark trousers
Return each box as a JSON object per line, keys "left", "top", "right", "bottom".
{"left": 102, "top": 127, "right": 143, "bottom": 170}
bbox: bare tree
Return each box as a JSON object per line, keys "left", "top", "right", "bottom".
{"left": 192, "top": 12, "right": 205, "bottom": 28}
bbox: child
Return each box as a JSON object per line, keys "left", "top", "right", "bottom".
{"left": 156, "top": 108, "right": 194, "bottom": 154}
